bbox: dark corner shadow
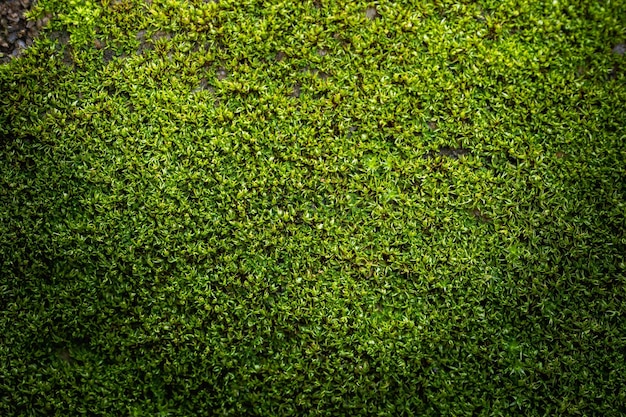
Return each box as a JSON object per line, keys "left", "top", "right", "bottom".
{"left": 0, "top": 78, "right": 103, "bottom": 397}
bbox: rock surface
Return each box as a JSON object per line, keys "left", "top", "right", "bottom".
{"left": 0, "top": 0, "right": 48, "bottom": 64}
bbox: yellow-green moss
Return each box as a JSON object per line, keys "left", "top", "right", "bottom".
{"left": 1, "top": 0, "right": 625, "bottom": 415}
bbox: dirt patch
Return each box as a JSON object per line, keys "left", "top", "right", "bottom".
{"left": 275, "top": 50, "right": 286, "bottom": 62}
{"left": 291, "top": 82, "right": 301, "bottom": 98}
{"left": 438, "top": 146, "right": 470, "bottom": 158}
{"left": 365, "top": 6, "right": 380, "bottom": 20}
{"left": 48, "top": 30, "right": 73, "bottom": 66}
{"left": 470, "top": 208, "right": 492, "bottom": 223}
{"left": 216, "top": 67, "right": 228, "bottom": 80}
{"left": 425, "top": 146, "right": 471, "bottom": 160}
{"left": 0, "top": 0, "right": 49, "bottom": 64}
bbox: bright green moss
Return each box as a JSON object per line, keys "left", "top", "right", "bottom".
{"left": 1, "top": 0, "right": 625, "bottom": 415}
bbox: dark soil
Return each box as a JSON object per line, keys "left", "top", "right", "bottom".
{"left": 0, "top": 0, "right": 48, "bottom": 64}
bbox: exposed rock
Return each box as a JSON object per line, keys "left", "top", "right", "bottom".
{"left": 0, "top": 0, "right": 49, "bottom": 63}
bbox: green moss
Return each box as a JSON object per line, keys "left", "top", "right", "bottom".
{"left": 1, "top": 0, "right": 625, "bottom": 415}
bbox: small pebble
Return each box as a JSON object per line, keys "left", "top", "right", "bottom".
{"left": 366, "top": 6, "right": 379, "bottom": 20}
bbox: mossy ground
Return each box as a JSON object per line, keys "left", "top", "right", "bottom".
{"left": 1, "top": 0, "right": 625, "bottom": 415}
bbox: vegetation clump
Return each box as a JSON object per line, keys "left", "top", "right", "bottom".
{"left": 1, "top": 0, "right": 625, "bottom": 415}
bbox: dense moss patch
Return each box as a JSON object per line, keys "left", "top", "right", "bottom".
{"left": 1, "top": 0, "right": 625, "bottom": 415}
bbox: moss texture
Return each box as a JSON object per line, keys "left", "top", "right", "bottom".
{"left": 1, "top": 0, "right": 625, "bottom": 415}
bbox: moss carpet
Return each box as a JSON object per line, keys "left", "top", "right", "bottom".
{"left": 1, "top": 0, "right": 625, "bottom": 415}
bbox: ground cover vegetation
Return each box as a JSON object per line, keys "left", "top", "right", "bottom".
{"left": 1, "top": 0, "right": 625, "bottom": 415}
